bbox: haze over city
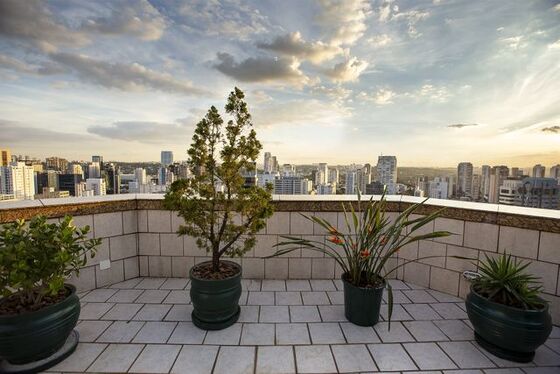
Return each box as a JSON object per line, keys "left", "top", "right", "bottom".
{"left": 1, "top": 0, "right": 560, "bottom": 166}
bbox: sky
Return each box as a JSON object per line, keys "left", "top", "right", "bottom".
{"left": 0, "top": 0, "right": 559, "bottom": 167}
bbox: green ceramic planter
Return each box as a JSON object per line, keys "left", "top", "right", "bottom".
{"left": 465, "top": 285, "right": 552, "bottom": 363}
{"left": 190, "top": 260, "right": 242, "bottom": 330}
{"left": 0, "top": 284, "right": 80, "bottom": 365}
{"left": 342, "top": 274, "right": 385, "bottom": 326}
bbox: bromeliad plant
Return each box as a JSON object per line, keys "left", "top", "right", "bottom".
{"left": 471, "top": 253, "right": 545, "bottom": 310}
{"left": 0, "top": 215, "right": 100, "bottom": 314}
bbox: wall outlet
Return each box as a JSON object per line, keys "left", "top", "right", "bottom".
{"left": 100, "top": 259, "right": 111, "bottom": 270}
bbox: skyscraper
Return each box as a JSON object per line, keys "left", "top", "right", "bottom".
{"left": 551, "top": 164, "right": 560, "bottom": 180}
{"left": 488, "top": 165, "right": 510, "bottom": 203}
{"left": 92, "top": 155, "right": 104, "bottom": 171}
{"left": 86, "top": 178, "right": 106, "bottom": 196}
{"left": 45, "top": 157, "right": 68, "bottom": 172}
{"left": 0, "top": 162, "right": 35, "bottom": 200}
{"left": 457, "top": 162, "right": 473, "bottom": 197}
{"left": 481, "top": 165, "right": 491, "bottom": 199}
{"left": 106, "top": 163, "right": 121, "bottom": 194}
{"left": 356, "top": 163, "right": 372, "bottom": 193}
{"left": 135, "top": 168, "right": 147, "bottom": 185}
{"left": 472, "top": 174, "right": 482, "bottom": 201}
{"left": 532, "top": 164, "right": 545, "bottom": 178}
{"left": 345, "top": 171, "right": 357, "bottom": 194}
{"left": 0, "top": 149, "right": 11, "bottom": 166}
{"left": 376, "top": 156, "right": 397, "bottom": 194}
{"left": 263, "top": 152, "right": 272, "bottom": 173}
{"left": 161, "top": 151, "right": 174, "bottom": 167}
{"left": 88, "top": 162, "right": 101, "bottom": 179}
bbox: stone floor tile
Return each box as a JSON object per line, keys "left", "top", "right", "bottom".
{"left": 87, "top": 343, "right": 143, "bottom": 372}
{"left": 242, "top": 279, "right": 262, "bottom": 291}
{"left": 109, "top": 278, "right": 142, "bottom": 289}
{"left": 239, "top": 305, "right": 260, "bottom": 322}
{"left": 164, "top": 304, "right": 193, "bottom": 321}
{"left": 286, "top": 280, "right": 312, "bottom": 291}
{"left": 333, "top": 279, "right": 344, "bottom": 290}
{"left": 332, "top": 344, "right": 377, "bottom": 372}
{"left": 204, "top": 323, "right": 242, "bottom": 345}
{"left": 135, "top": 277, "right": 166, "bottom": 289}
{"left": 432, "top": 303, "right": 469, "bottom": 319}
{"left": 533, "top": 345, "right": 560, "bottom": 366}
{"left": 404, "top": 303, "right": 443, "bottom": 320}
{"left": 135, "top": 289, "right": 170, "bottom": 303}
{"left": 404, "top": 321, "right": 449, "bottom": 341}
{"left": 133, "top": 304, "right": 172, "bottom": 321}
{"left": 472, "top": 342, "right": 534, "bottom": 368}
{"left": 340, "top": 322, "right": 380, "bottom": 343}
{"left": 429, "top": 290, "right": 464, "bottom": 303}
{"left": 132, "top": 321, "right": 177, "bottom": 343}
{"left": 295, "top": 345, "right": 337, "bottom": 373}
{"left": 240, "top": 323, "right": 275, "bottom": 345}
{"left": 168, "top": 322, "right": 207, "bottom": 344}
{"left": 80, "top": 302, "right": 113, "bottom": 320}
{"left": 522, "top": 368, "right": 560, "bottom": 374}
{"left": 262, "top": 279, "right": 286, "bottom": 291}
{"left": 257, "top": 346, "right": 295, "bottom": 374}
{"left": 129, "top": 344, "right": 181, "bottom": 373}
{"left": 171, "top": 345, "right": 218, "bottom": 374}
{"left": 310, "top": 279, "right": 337, "bottom": 291}
{"left": 107, "top": 289, "right": 143, "bottom": 303}
{"left": 276, "top": 323, "right": 311, "bottom": 345}
{"left": 301, "top": 291, "right": 330, "bottom": 305}
{"left": 374, "top": 321, "right": 415, "bottom": 343}
{"left": 81, "top": 289, "right": 117, "bottom": 302}
{"left": 160, "top": 278, "right": 189, "bottom": 290}
{"left": 434, "top": 319, "right": 474, "bottom": 340}
{"left": 163, "top": 290, "right": 190, "bottom": 304}
{"left": 97, "top": 321, "right": 144, "bottom": 343}
{"left": 214, "top": 346, "right": 255, "bottom": 374}
{"left": 308, "top": 322, "right": 346, "bottom": 344}
{"left": 318, "top": 305, "right": 346, "bottom": 321}
{"left": 102, "top": 303, "right": 143, "bottom": 320}
{"left": 239, "top": 290, "right": 248, "bottom": 305}
{"left": 545, "top": 338, "right": 560, "bottom": 354}
{"left": 550, "top": 326, "right": 560, "bottom": 338}
{"left": 75, "top": 321, "right": 112, "bottom": 342}
{"left": 260, "top": 305, "right": 290, "bottom": 322}
{"left": 388, "top": 279, "right": 410, "bottom": 289}
{"left": 275, "top": 291, "right": 303, "bottom": 305}
{"left": 445, "top": 370, "right": 484, "bottom": 374}
{"left": 247, "top": 291, "right": 275, "bottom": 305}
{"left": 51, "top": 343, "right": 107, "bottom": 372}
{"left": 403, "top": 290, "right": 438, "bottom": 303}
{"left": 290, "top": 305, "right": 321, "bottom": 322}
{"left": 369, "top": 343, "right": 418, "bottom": 371}
{"left": 380, "top": 304, "right": 413, "bottom": 321}
{"left": 479, "top": 369, "right": 518, "bottom": 374}
{"left": 327, "top": 291, "right": 344, "bottom": 304}
{"left": 383, "top": 290, "right": 412, "bottom": 304}
{"left": 439, "top": 341, "right": 495, "bottom": 369}
{"left": 404, "top": 342, "right": 458, "bottom": 370}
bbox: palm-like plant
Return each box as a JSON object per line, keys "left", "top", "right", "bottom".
{"left": 472, "top": 253, "right": 544, "bottom": 310}
{"left": 267, "top": 192, "right": 452, "bottom": 322}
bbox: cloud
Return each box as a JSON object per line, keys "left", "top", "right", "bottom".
{"left": 316, "top": 0, "right": 372, "bottom": 46}
{"left": 324, "top": 57, "right": 368, "bottom": 82}
{"left": 177, "top": 0, "right": 271, "bottom": 40}
{"left": 213, "top": 53, "right": 315, "bottom": 87}
{"left": 376, "top": 1, "right": 430, "bottom": 38}
{"left": 256, "top": 32, "right": 343, "bottom": 64}
{"left": 0, "top": 54, "right": 66, "bottom": 75}
{"left": 87, "top": 120, "right": 194, "bottom": 143}
{"left": 554, "top": 4, "right": 560, "bottom": 12}
{"left": 542, "top": 126, "right": 560, "bottom": 134}
{"left": 366, "top": 34, "right": 392, "bottom": 48}
{"left": 447, "top": 123, "right": 480, "bottom": 129}
{"left": 357, "top": 88, "right": 396, "bottom": 105}
{"left": 417, "top": 84, "right": 452, "bottom": 103}
{"left": 311, "top": 85, "right": 352, "bottom": 102}
{"left": 50, "top": 52, "right": 209, "bottom": 96}
{"left": 82, "top": 0, "right": 165, "bottom": 41}
{"left": 253, "top": 99, "right": 351, "bottom": 127}
{"left": 500, "top": 35, "right": 525, "bottom": 50}
{"left": 0, "top": 119, "right": 90, "bottom": 143}
{"left": 548, "top": 39, "right": 560, "bottom": 50}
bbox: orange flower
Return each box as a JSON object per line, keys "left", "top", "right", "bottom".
{"left": 360, "top": 249, "right": 370, "bottom": 258}
{"left": 328, "top": 236, "right": 343, "bottom": 245}
{"left": 328, "top": 227, "right": 338, "bottom": 235}
{"left": 380, "top": 236, "right": 388, "bottom": 245}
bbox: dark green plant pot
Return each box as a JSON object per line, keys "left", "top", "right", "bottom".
{"left": 0, "top": 284, "right": 80, "bottom": 365}
{"left": 465, "top": 285, "right": 552, "bottom": 363}
{"left": 342, "top": 274, "right": 385, "bottom": 326}
{"left": 190, "top": 260, "right": 242, "bottom": 330}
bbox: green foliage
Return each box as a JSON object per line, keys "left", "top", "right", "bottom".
{"left": 473, "top": 253, "right": 544, "bottom": 310}
{"left": 164, "top": 87, "right": 274, "bottom": 272}
{"left": 268, "top": 191, "right": 453, "bottom": 324}
{"left": 0, "top": 215, "right": 100, "bottom": 306}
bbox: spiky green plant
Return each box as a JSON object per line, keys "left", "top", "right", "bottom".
{"left": 472, "top": 253, "right": 545, "bottom": 310}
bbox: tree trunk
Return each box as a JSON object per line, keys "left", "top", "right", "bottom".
{"left": 212, "top": 245, "right": 220, "bottom": 273}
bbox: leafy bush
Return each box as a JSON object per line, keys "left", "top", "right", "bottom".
{"left": 0, "top": 215, "right": 100, "bottom": 311}
{"left": 472, "top": 253, "right": 544, "bottom": 310}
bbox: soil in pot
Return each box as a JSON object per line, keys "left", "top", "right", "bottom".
{"left": 0, "top": 288, "right": 70, "bottom": 316}
{"left": 342, "top": 273, "right": 385, "bottom": 326}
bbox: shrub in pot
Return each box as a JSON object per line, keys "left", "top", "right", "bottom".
{"left": 268, "top": 193, "right": 450, "bottom": 326}
{"left": 466, "top": 253, "right": 552, "bottom": 362}
{"left": 164, "top": 87, "right": 273, "bottom": 330}
{"left": 0, "top": 215, "right": 100, "bottom": 369}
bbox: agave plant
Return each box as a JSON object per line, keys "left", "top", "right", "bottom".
{"left": 472, "top": 253, "right": 544, "bottom": 310}
{"left": 267, "top": 192, "right": 453, "bottom": 322}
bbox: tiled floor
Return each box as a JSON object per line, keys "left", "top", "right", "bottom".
{"left": 45, "top": 277, "right": 560, "bottom": 374}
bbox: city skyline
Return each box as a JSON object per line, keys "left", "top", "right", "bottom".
{"left": 1, "top": 1, "right": 560, "bottom": 166}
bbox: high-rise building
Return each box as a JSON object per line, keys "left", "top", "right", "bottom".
{"left": 532, "top": 164, "right": 546, "bottom": 178}
{"left": 457, "top": 162, "right": 473, "bottom": 197}
{"left": 517, "top": 177, "right": 559, "bottom": 209}
{"left": 472, "top": 174, "right": 482, "bottom": 201}
{"left": 263, "top": 152, "right": 272, "bottom": 173}
{"left": 106, "top": 163, "right": 121, "bottom": 194}
{"left": 161, "top": 151, "right": 174, "bottom": 167}
{"left": 0, "top": 162, "right": 36, "bottom": 200}
{"left": 271, "top": 156, "right": 278, "bottom": 173}
{"left": 45, "top": 157, "right": 68, "bottom": 172}
{"left": 488, "top": 165, "right": 510, "bottom": 203}
{"left": 328, "top": 168, "right": 339, "bottom": 184}
{"left": 58, "top": 174, "right": 83, "bottom": 196}
{"left": 0, "top": 149, "right": 11, "bottom": 167}
{"left": 274, "top": 176, "right": 310, "bottom": 194}
{"left": 345, "top": 171, "right": 357, "bottom": 194}
{"left": 86, "top": 178, "right": 106, "bottom": 196}
{"left": 481, "top": 165, "right": 491, "bottom": 200}
{"left": 67, "top": 163, "right": 84, "bottom": 178}
{"left": 134, "top": 168, "right": 147, "bottom": 185}
{"left": 37, "top": 170, "right": 59, "bottom": 192}
{"left": 499, "top": 179, "right": 523, "bottom": 205}
{"left": 428, "top": 177, "right": 448, "bottom": 199}
{"left": 376, "top": 156, "right": 397, "bottom": 194}
{"left": 158, "top": 167, "right": 175, "bottom": 186}
{"left": 316, "top": 183, "right": 336, "bottom": 195}
{"left": 315, "top": 163, "right": 328, "bottom": 186}
{"left": 356, "top": 163, "right": 372, "bottom": 193}
{"left": 88, "top": 162, "right": 101, "bottom": 179}
{"left": 282, "top": 164, "right": 295, "bottom": 176}
{"left": 551, "top": 165, "right": 560, "bottom": 180}
{"left": 511, "top": 167, "right": 524, "bottom": 178}
{"left": 92, "top": 156, "right": 104, "bottom": 171}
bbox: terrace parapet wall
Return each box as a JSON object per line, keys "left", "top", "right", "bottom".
{"left": 1, "top": 194, "right": 559, "bottom": 324}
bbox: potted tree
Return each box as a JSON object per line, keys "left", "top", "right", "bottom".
{"left": 268, "top": 193, "right": 450, "bottom": 326}
{"left": 0, "top": 215, "right": 100, "bottom": 371}
{"left": 164, "top": 87, "right": 273, "bottom": 330}
{"left": 465, "top": 253, "right": 552, "bottom": 362}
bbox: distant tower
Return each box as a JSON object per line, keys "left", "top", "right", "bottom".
{"left": 457, "top": 162, "right": 473, "bottom": 197}
{"left": 551, "top": 164, "right": 560, "bottom": 179}
{"left": 532, "top": 164, "right": 545, "bottom": 178}
{"left": 264, "top": 152, "right": 272, "bottom": 173}
{"left": 161, "top": 151, "right": 174, "bottom": 167}
{"left": 92, "top": 155, "right": 104, "bottom": 171}
{"left": 376, "top": 156, "right": 397, "bottom": 194}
